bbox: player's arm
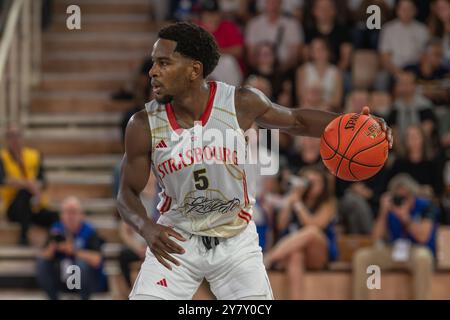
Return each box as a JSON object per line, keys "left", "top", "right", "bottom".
{"left": 117, "top": 110, "right": 185, "bottom": 270}
{"left": 236, "top": 86, "right": 338, "bottom": 137}
{"left": 235, "top": 87, "right": 393, "bottom": 148}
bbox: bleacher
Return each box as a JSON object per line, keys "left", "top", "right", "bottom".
{"left": 0, "top": 0, "right": 449, "bottom": 300}
{"left": 1, "top": 225, "right": 450, "bottom": 299}
{"left": 0, "top": 0, "right": 156, "bottom": 299}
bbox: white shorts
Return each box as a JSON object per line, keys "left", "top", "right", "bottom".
{"left": 129, "top": 221, "right": 273, "bottom": 300}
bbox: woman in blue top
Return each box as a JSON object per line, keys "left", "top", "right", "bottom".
{"left": 264, "top": 164, "right": 338, "bottom": 299}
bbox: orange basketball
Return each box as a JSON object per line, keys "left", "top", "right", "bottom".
{"left": 320, "top": 113, "right": 389, "bottom": 181}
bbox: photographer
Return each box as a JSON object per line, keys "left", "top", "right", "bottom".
{"left": 36, "top": 197, "right": 107, "bottom": 300}
{"left": 352, "top": 174, "right": 439, "bottom": 300}
{"left": 264, "top": 165, "right": 338, "bottom": 299}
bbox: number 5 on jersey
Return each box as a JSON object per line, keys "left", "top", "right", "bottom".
{"left": 194, "top": 168, "right": 209, "bottom": 190}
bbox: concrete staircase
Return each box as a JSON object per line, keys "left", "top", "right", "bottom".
{"left": 27, "top": 0, "right": 161, "bottom": 209}
{"left": 0, "top": 0, "right": 162, "bottom": 297}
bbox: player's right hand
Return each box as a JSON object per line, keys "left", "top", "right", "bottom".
{"left": 144, "top": 223, "right": 186, "bottom": 270}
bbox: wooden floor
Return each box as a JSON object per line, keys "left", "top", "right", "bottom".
{"left": 2, "top": 271, "right": 449, "bottom": 300}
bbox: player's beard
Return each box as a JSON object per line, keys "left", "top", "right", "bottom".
{"left": 156, "top": 94, "right": 173, "bottom": 104}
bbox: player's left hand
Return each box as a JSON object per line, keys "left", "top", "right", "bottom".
{"left": 361, "top": 106, "right": 393, "bottom": 149}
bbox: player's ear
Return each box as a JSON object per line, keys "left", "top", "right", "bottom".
{"left": 190, "top": 61, "right": 202, "bottom": 80}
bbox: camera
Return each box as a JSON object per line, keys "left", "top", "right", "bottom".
{"left": 392, "top": 194, "right": 406, "bottom": 207}
{"left": 50, "top": 233, "right": 66, "bottom": 243}
{"left": 288, "top": 176, "right": 310, "bottom": 189}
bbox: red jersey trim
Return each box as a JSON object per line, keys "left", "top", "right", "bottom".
{"left": 165, "top": 81, "right": 217, "bottom": 133}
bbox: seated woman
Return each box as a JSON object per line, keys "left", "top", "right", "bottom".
{"left": 388, "top": 124, "right": 445, "bottom": 199}
{"left": 296, "top": 37, "right": 343, "bottom": 111}
{"left": 264, "top": 164, "right": 338, "bottom": 299}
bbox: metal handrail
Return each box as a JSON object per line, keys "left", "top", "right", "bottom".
{"left": 0, "top": 0, "right": 42, "bottom": 130}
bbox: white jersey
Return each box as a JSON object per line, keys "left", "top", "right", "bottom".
{"left": 145, "top": 81, "right": 255, "bottom": 238}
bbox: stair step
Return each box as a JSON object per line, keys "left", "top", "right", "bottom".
{"left": 31, "top": 92, "right": 135, "bottom": 114}
{"left": 50, "top": 14, "right": 156, "bottom": 32}
{"left": 24, "top": 127, "right": 122, "bottom": 155}
{"left": 45, "top": 51, "right": 148, "bottom": 60}
{"left": 51, "top": 198, "right": 116, "bottom": 215}
{"left": 26, "top": 140, "right": 122, "bottom": 156}
{"left": 54, "top": 0, "right": 153, "bottom": 15}
{"left": 25, "top": 127, "right": 120, "bottom": 140}
{"left": 42, "top": 52, "right": 145, "bottom": 72}
{"left": 47, "top": 183, "right": 113, "bottom": 200}
{"left": 0, "top": 247, "right": 38, "bottom": 260}
{"left": 44, "top": 154, "right": 121, "bottom": 170}
{"left": 47, "top": 171, "right": 112, "bottom": 185}
{"left": 0, "top": 261, "right": 35, "bottom": 276}
{"left": 28, "top": 112, "right": 122, "bottom": 127}
{"left": 43, "top": 31, "right": 156, "bottom": 52}
{"left": 39, "top": 72, "right": 131, "bottom": 91}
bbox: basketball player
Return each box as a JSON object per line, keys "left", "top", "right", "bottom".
{"left": 117, "top": 22, "right": 393, "bottom": 300}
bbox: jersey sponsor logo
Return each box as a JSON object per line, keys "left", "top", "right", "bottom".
{"left": 179, "top": 196, "right": 241, "bottom": 216}
{"left": 156, "top": 146, "right": 238, "bottom": 179}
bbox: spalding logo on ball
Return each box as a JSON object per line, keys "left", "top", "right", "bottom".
{"left": 320, "top": 113, "right": 389, "bottom": 181}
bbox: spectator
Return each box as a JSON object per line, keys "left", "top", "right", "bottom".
{"left": 244, "top": 74, "right": 273, "bottom": 98}
{"left": 369, "top": 90, "right": 393, "bottom": 118}
{"left": 351, "top": 0, "right": 392, "bottom": 50}
{"left": 217, "top": 0, "right": 251, "bottom": 23}
{"left": 377, "top": 0, "right": 429, "bottom": 90}
{"left": 388, "top": 125, "right": 445, "bottom": 198}
{"left": 248, "top": 42, "right": 294, "bottom": 105}
{"left": 299, "top": 85, "right": 329, "bottom": 109}
{"left": 404, "top": 39, "right": 450, "bottom": 104}
{"left": 255, "top": 0, "right": 304, "bottom": 20}
{"left": 245, "top": 0, "right": 304, "bottom": 72}
{"left": 387, "top": 71, "right": 437, "bottom": 141}
{"left": 0, "top": 125, "right": 58, "bottom": 245}
{"left": 352, "top": 174, "right": 438, "bottom": 300}
{"left": 344, "top": 89, "right": 369, "bottom": 113}
{"left": 195, "top": 0, "right": 245, "bottom": 72}
{"left": 405, "top": 39, "right": 450, "bottom": 81}
{"left": 118, "top": 221, "right": 147, "bottom": 289}
{"left": 296, "top": 37, "right": 343, "bottom": 111}
{"left": 118, "top": 172, "right": 159, "bottom": 289}
{"left": 149, "top": 0, "right": 170, "bottom": 21}
{"left": 112, "top": 56, "right": 152, "bottom": 102}
{"left": 428, "top": 0, "right": 450, "bottom": 68}
{"left": 36, "top": 197, "right": 107, "bottom": 300}
{"left": 303, "top": 0, "right": 353, "bottom": 71}
{"left": 264, "top": 165, "right": 338, "bottom": 299}
{"left": 336, "top": 89, "right": 387, "bottom": 234}
{"left": 169, "top": 0, "right": 199, "bottom": 21}
{"left": 303, "top": 0, "right": 353, "bottom": 29}
{"left": 288, "top": 136, "right": 322, "bottom": 173}
{"left": 209, "top": 53, "right": 244, "bottom": 86}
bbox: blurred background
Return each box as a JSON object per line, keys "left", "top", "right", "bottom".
{"left": 0, "top": 0, "right": 449, "bottom": 300}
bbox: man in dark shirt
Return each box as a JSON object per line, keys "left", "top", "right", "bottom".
{"left": 36, "top": 197, "right": 107, "bottom": 300}
{"left": 404, "top": 42, "right": 450, "bottom": 81}
{"left": 303, "top": 0, "right": 352, "bottom": 70}
{"left": 353, "top": 174, "right": 438, "bottom": 300}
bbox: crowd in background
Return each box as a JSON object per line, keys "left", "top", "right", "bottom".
{"left": 0, "top": 0, "right": 449, "bottom": 299}
{"left": 114, "top": 0, "right": 450, "bottom": 299}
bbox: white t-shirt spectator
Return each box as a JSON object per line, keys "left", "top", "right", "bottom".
{"left": 443, "top": 35, "right": 450, "bottom": 68}
{"left": 379, "top": 19, "right": 429, "bottom": 68}
{"left": 246, "top": 15, "right": 303, "bottom": 66}
{"left": 256, "top": 0, "right": 304, "bottom": 15}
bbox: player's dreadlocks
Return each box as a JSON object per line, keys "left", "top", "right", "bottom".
{"left": 158, "top": 22, "right": 220, "bottom": 78}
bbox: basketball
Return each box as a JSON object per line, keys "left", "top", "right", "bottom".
{"left": 320, "top": 113, "right": 389, "bottom": 181}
